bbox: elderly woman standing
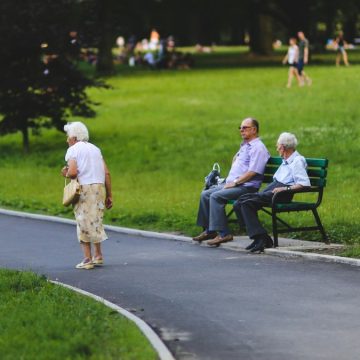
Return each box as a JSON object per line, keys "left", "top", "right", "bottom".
{"left": 61, "top": 122, "right": 112, "bottom": 269}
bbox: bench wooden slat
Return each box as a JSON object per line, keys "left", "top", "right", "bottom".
{"left": 266, "top": 157, "right": 283, "bottom": 165}
{"left": 310, "top": 178, "right": 326, "bottom": 187}
{"left": 264, "top": 168, "right": 326, "bottom": 178}
{"left": 307, "top": 169, "right": 327, "bottom": 178}
{"left": 306, "top": 158, "right": 329, "bottom": 168}
{"left": 267, "top": 157, "right": 329, "bottom": 169}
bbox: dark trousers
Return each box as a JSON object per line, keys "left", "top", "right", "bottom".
{"left": 233, "top": 181, "right": 293, "bottom": 239}
{"left": 196, "top": 184, "right": 257, "bottom": 233}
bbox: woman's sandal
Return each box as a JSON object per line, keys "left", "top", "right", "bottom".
{"left": 92, "top": 257, "right": 104, "bottom": 266}
{"left": 76, "top": 259, "right": 94, "bottom": 270}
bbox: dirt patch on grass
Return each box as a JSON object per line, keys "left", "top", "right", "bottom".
{"left": 297, "top": 247, "right": 346, "bottom": 256}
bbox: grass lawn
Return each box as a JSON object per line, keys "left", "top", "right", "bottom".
{"left": 0, "top": 269, "right": 157, "bottom": 359}
{"left": 0, "top": 48, "right": 359, "bottom": 250}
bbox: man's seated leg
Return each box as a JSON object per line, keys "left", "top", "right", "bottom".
{"left": 206, "top": 186, "right": 257, "bottom": 246}
{"left": 233, "top": 199, "right": 255, "bottom": 249}
{"left": 234, "top": 192, "right": 274, "bottom": 251}
{"left": 193, "top": 185, "right": 224, "bottom": 242}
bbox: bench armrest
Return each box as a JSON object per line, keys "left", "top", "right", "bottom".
{"left": 271, "top": 186, "right": 322, "bottom": 208}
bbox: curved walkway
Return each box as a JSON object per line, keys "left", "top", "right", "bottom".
{"left": 1, "top": 211, "right": 360, "bottom": 360}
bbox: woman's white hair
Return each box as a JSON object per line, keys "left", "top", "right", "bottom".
{"left": 64, "top": 122, "right": 89, "bottom": 141}
{"left": 277, "top": 132, "right": 298, "bottom": 149}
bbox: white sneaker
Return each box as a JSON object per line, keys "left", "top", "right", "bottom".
{"left": 75, "top": 259, "right": 94, "bottom": 270}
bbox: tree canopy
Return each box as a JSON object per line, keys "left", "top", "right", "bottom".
{"left": 97, "top": 0, "right": 359, "bottom": 50}
{"left": 0, "top": 0, "right": 359, "bottom": 145}
{"left": 0, "top": 0, "right": 103, "bottom": 152}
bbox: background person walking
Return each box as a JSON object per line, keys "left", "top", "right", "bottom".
{"left": 61, "top": 122, "right": 113, "bottom": 270}
{"left": 297, "top": 31, "right": 312, "bottom": 86}
{"left": 282, "top": 37, "right": 301, "bottom": 88}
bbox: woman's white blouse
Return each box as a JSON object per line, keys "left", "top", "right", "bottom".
{"left": 65, "top": 142, "right": 105, "bottom": 185}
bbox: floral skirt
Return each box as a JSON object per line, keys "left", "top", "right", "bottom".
{"left": 73, "top": 184, "right": 108, "bottom": 243}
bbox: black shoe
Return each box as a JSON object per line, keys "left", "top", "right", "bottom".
{"left": 264, "top": 234, "right": 274, "bottom": 248}
{"left": 250, "top": 239, "right": 265, "bottom": 253}
{"left": 245, "top": 239, "right": 258, "bottom": 250}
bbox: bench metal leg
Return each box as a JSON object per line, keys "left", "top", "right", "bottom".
{"left": 227, "top": 208, "right": 234, "bottom": 218}
{"left": 272, "top": 210, "right": 279, "bottom": 248}
{"left": 312, "top": 209, "right": 329, "bottom": 244}
{"left": 262, "top": 207, "right": 292, "bottom": 229}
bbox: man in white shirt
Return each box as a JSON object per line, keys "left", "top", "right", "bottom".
{"left": 234, "top": 132, "right": 310, "bottom": 252}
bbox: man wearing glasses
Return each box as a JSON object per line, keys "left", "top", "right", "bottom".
{"left": 193, "top": 117, "right": 270, "bottom": 246}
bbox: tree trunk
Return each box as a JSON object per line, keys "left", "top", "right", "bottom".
{"left": 96, "top": 33, "right": 115, "bottom": 74}
{"left": 344, "top": 16, "right": 357, "bottom": 43}
{"left": 22, "top": 125, "right": 29, "bottom": 153}
{"left": 96, "top": 0, "right": 115, "bottom": 74}
{"left": 249, "top": 13, "right": 273, "bottom": 55}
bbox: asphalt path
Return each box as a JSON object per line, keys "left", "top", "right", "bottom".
{"left": 1, "top": 213, "right": 360, "bottom": 360}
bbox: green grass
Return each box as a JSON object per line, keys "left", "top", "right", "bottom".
{"left": 0, "top": 50, "right": 360, "bottom": 251}
{"left": 0, "top": 269, "right": 157, "bottom": 360}
{"left": 340, "top": 245, "right": 360, "bottom": 258}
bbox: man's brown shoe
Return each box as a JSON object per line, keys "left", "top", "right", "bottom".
{"left": 192, "top": 231, "right": 217, "bottom": 242}
{"left": 207, "top": 234, "right": 234, "bottom": 247}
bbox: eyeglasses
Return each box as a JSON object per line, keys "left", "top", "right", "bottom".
{"left": 239, "top": 126, "right": 253, "bottom": 130}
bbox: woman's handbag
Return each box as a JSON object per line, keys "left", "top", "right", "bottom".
{"left": 62, "top": 178, "right": 81, "bottom": 206}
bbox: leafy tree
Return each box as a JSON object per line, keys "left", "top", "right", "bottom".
{"left": 0, "top": 0, "right": 104, "bottom": 152}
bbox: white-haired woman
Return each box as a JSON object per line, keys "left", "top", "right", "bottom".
{"left": 233, "top": 132, "right": 310, "bottom": 253}
{"left": 61, "top": 121, "right": 112, "bottom": 269}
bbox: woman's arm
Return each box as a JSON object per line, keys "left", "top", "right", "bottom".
{"left": 282, "top": 52, "right": 288, "bottom": 64}
{"left": 103, "top": 160, "right": 113, "bottom": 209}
{"left": 61, "top": 159, "right": 77, "bottom": 178}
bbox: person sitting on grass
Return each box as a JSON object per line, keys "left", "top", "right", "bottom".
{"left": 334, "top": 31, "right": 350, "bottom": 67}
{"left": 233, "top": 132, "right": 310, "bottom": 253}
{"left": 193, "top": 118, "right": 270, "bottom": 247}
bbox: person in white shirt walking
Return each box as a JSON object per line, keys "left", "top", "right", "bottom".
{"left": 282, "top": 37, "right": 301, "bottom": 88}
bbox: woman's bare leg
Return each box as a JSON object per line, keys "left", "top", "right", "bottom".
{"left": 287, "top": 68, "right": 293, "bottom": 88}
{"left": 81, "top": 242, "right": 92, "bottom": 260}
{"left": 336, "top": 53, "right": 341, "bottom": 66}
{"left": 94, "top": 242, "right": 103, "bottom": 260}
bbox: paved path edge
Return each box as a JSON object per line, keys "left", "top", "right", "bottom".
{"left": 50, "top": 280, "right": 175, "bottom": 360}
{"left": 265, "top": 248, "right": 360, "bottom": 266}
{"left": 1, "top": 208, "right": 359, "bottom": 268}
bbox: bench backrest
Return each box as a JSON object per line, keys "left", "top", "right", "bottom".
{"left": 263, "top": 156, "right": 329, "bottom": 187}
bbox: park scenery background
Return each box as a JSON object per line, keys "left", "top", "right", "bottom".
{"left": 0, "top": 48, "right": 359, "bottom": 252}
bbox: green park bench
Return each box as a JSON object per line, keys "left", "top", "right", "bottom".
{"left": 227, "top": 156, "right": 329, "bottom": 247}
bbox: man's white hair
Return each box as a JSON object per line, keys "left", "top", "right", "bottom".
{"left": 64, "top": 122, "right": 89, "bottom": 141}
{"left": 277, "top": 132, "right": 298, "bottom": 149}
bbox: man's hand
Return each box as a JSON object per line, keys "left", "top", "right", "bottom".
{"left": 272, "top": 187, "right": 287, "bottom": 194}
{"left": 224, "top": 182, "right": 236, "bottom": 189}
